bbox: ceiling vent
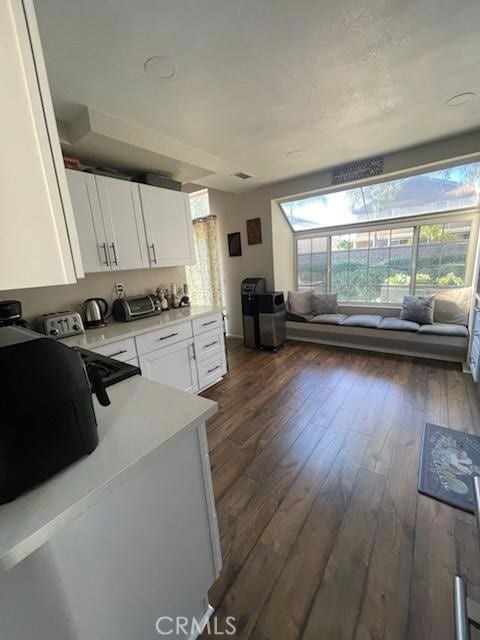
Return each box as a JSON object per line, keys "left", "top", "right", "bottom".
{"left": 232, "top": 171, "right": 254, "bottom": 180}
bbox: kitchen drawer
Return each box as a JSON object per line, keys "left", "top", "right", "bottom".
{"left": 197, "top": 352, "right": 226, "bottom": 391}
{"left": 473, "top": 307, "right": 480, "bottom": 339}
{"left": 194, "top": 327, "right": 224, "bottom": 362}
{"left": 135, "top": 321, "right": 192, "bottom": 356}
{"left": 192, "top": 313, "right": 222, "bottom": 336}
{"left": 91, "top": 337, "right": 137, "bottom": 362}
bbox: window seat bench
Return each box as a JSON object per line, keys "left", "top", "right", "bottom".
{"left": 285, "top": 309, "right": 468, "bottom": 362}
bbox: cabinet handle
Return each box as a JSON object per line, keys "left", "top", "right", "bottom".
{"left": 159, "top": 332, "right": 178, "bottom": 341}
{"left": 475, "top": 332, "right": 479, "bottom": 337}
{"left": 109, "top": 242, "right": 118, "bottom": 266}
{"left": 473, "top": 476, "right": 480, "bottom": 535}
{"left": 150, "top": 243, "right": 158, "bottom": 265}
{"left": 454, "top": 576, "right": 469, "bottom": 640}
{"left": 207, "top": 365, "right": 221, "bottom": 374}
{"left": 107, "top": 349, "right": 127, "bottom": 358}
{"left": 475, "top": 306, "right": 480, "bottom": 313}
{"left": 205, "top": 341, "right": 219, "bottom": 348}
{"left": 100, "top": 242, "right": 109, "bottom": 266}
{"left": 202, "top": 320, "right": 217, "bottom": 327}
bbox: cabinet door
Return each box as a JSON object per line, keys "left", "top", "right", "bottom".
{"left": 0, "top": 0, "right": 82, "bottom": 290}
{"left": 139, "top": 184, "right": 195, "bottom": 267}
{"left": 67, "top": 170, "right": 110, "bottom": 273}
{"left": 96, "top": 176, "right": 149, "bottom": 271}
{"left": 139, "top": 339, "right": 198, "bottom": 393}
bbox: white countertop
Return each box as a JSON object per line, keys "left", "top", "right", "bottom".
{"left": 0, "top": 376, "right": 217, "bottom": 571}
{"left": 63, "top": 305, "right": 223, "bottom": 350}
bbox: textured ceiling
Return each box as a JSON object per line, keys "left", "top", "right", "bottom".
{"left": 34, "top": 0, "right": 480, "bottom": 191}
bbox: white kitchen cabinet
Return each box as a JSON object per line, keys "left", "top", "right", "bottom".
{"left": 96, "top": 175, "right": 149, "bottom": 271}
{"left": 139, "top": 184, "right": 195, "bottom": 267}
{"left": 0, "top": 0, "right": 83, "bottom": 290}
{"left": 66, "top": 170, "right": 109, "bottom": 273}
{"left": 139, "top": 339, "right": 199, "bottom": 393}
{"left": 67, "top": 171, "right": 149, "bottom": 273}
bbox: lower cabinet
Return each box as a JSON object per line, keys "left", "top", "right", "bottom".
{"left": 139, "top": 338, "right": 199, "bottom": 394}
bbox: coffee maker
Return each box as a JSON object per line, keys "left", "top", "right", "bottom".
{"left": 0, "top": 300, "right": 28, "bottom": 328}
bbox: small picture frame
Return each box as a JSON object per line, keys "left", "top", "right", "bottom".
{"left": 227, "top": 232, "right": 242, "bottom": 257}
{"left": 247, "top": 217, "right": 262, "bottom": 245}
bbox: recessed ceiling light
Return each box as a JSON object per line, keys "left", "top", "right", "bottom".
{"left": 446, "top": 92, "right": 476, "bottom": 106}
{"left": 286, "top": 150, "right": 303, "bottom": 158}
{"left": 144, "top": 56, "right": 176, "bottom": 80}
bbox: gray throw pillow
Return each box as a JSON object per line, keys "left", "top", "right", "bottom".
{"left": 287, "top": 290, "right": 312, "bottom": 315}
{"left": 400, "top": 294, "right": 436, "bottom": 325}
{"left": 312, "top": 293, "right": 337, "bottom": 315}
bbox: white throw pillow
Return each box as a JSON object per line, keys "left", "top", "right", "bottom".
{"left": 429, "top": 287, "right": 472, "bottom": 325}
{"left": 287, "top": 290, "right": 312, "bottom": 315}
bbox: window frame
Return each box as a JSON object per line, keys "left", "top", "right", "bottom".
{"left": 293, "top": 209, "right": 479, "bottom": 307}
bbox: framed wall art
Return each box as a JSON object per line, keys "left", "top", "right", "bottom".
{"left": 246, "top": 217, "right": 262, "bottom": 245}
{"left": 227, "top": 232, "right": 242, "bottom": 257}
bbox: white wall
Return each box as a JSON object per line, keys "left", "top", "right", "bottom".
{"left": 189, "top": 129, "right": 480, "bottom": 336}
{"left": 0, "top": 266, "right": 186, "bottom": 320}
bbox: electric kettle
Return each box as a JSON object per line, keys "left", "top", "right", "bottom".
{"left": 82, "top": 298, "right": 109, "bottom": 328}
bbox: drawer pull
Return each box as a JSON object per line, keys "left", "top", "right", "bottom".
{"left": 202, "top": 320, "right": 217, "bottom": 327}
{"left": 207, "top": 365, "right": 221, "bottom": 374}
{"left": 107, "top": 349, "right": 128, "bottom": 358}
{"left": 475, "top": 332, "right": 480, "bottom": 337}
{"left": 159, "top": 332, "right": 178, "bottom": 341}
{"left": 204, "top": 341, "right": 219, "bottom": 348}
{"left": 454, "top": 576, "right": 469, "bottom": 640}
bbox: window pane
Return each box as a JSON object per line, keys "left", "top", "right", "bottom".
{"left": 331, "top": 227, "right": 414, "bottom": 304}
{"left": 189, "top": 190, "right": 210, "bottom": 219}
{"left": 282, "top": 188, "right": 367, "bottom": 231}
{"left": 415, "top": 221, "right": 471, "bottom": 291}
{"left": 281, "top": 161, "right": 480, "bottom": 231}
{"left": 297, "top": 238, "right": 312, "bottom": 290}
{"left": 311, "top": 237, "right": 328, "bottom": 292}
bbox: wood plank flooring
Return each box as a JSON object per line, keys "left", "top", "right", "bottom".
{"left": 200, "top": 339, "right": 480, "bottom": 639}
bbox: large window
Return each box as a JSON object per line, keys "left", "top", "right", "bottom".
{"left": 297, "top": 217, "right": 474, "bottom": 304}
{"left": 281, "top": 161, "right": 480, "bottom": 231}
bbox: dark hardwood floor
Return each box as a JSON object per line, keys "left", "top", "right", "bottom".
{"left": 200, "top": 339, "right": 480, "bottom": 640}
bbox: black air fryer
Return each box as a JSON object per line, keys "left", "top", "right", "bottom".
{"left": 0, "top": 327, "right": 106, "bottom": 504}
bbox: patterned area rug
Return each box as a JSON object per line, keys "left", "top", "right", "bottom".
{"left": 418, "top": 423, "right": 480, "bottom": 513}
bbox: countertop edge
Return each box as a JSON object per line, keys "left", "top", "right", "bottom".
{"left": 64, "top": 306, "right": 224, "bottom": 350}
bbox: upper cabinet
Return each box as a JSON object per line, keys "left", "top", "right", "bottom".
{"left": 67, "top": 171, "right": 149, "bottom": 273}
{"left": 67, "top": 172, "right": 196, "bottom": 273}
{"left": 95, "top": 176, "right": 149, "bottom": 271}
{"left": 0, "top": 0, "right": 83, "bottom": 290}
{"left": 66, "top": 171, "right": 109, "bottom": 273}
{"left": 139, "top": 184, "right": 195, "bottom": 268}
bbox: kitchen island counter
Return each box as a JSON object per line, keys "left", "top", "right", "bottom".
{"left": 0, "top": 375, "right": 217, "bottom": 571}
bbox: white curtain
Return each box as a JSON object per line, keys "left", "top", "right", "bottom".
{"left": 186, "top": 215, "right": 223, "bottom": 307}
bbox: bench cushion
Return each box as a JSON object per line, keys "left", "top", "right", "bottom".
{"left": 310, "top": 313, "right": 348, "bottom": 325}
{"left": 341, "top": 314, "right": 383, "bottom": 329}
{"left": 285, "top": 311, "right": 314, "bottom": 323}
{"left": 378, "top": 317, "right": 420, "bottom": 332}
{"left": 417, "top": 322, "right": 469, "bottom": 337}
